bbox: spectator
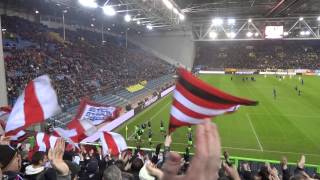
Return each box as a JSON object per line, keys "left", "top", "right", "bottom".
{"left": 0, "top": 144, "right": 23, "bottom": 180}
{"left": 25, "top": 151, "right": 47, "bottom": 180}
{"left": 103, "top": 165, "right": 122, "bottom": 180}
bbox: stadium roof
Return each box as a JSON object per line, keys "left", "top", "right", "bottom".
{"left": 174, "top": 0, "right": 320, "bottom": 23}
{"left": 1, "top": 0, "right": 320, "bottom": 35}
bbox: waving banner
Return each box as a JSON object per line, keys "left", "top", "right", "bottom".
{"left": 75, "top": 99, "right": 121, "bottom": 125}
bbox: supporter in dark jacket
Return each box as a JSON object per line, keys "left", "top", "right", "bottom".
{"left": 79, "top": 159, "right": 100, "bottom": 180}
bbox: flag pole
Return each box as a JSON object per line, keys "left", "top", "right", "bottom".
{"left": 125, "top": 125, "right": 128, "bottom": 140}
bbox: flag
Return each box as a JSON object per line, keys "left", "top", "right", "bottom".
{"left": 10, "top": 130, "right": 31, "bottom": 145}
{"left": 53, "top": 119, "right": 97, "bottom": 144}
{"left": 100, "top": 132, "right": 127, "bottom": 156}
{"left": 0, "top": 106, "right": 11, "bottom": 135}
{"left": 169, "top": 68, "right": 258, "bottom": 132}
{"left": 5, "top": 75, "right": 61, "bottom": 133}
{"left": 74, "top": 99, "right": 121, "bottom": 126}
{"left": 34, "top": 132, "right": 58, "bottom": 152}
{"left": 0, "top": 120, "right": 5, "bottom": 135}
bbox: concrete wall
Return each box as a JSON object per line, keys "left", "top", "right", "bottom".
{"left": 0, "top": 17, "right": 7, "bottom": 106}
{"left": 129, "top": 30, "right": 195, "bottom": 70}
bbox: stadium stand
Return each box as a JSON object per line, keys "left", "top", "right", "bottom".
{"left": 194, "top": 41, "right": 320, "bottom": 70}
{"left": 2, "top": 15, "right": 175, "bottom": 109}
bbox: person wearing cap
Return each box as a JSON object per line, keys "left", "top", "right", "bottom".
{"left": 0, "top": 144, "right": 23, "bottom": 180}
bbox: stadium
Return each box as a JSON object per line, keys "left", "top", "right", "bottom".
{"left": 1, "top": 0, "right": 320, "bottom": 179}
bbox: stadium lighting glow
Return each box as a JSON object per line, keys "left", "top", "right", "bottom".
{"left": 209, "top": 31, "right": 218, "bottom": 39}
{"left": 137, "top": 20, "right": 141, "bottom": 25}
{"left": 124, "top": 14, "right": 132, "bottom": 22}
{"left": 146, "top": 24, "right": 153, "bottom": 30}
{"left": 300, "top": 31, "right": 306, "bottom": 36}
{"left": 283, "top": 32, "right": 289, "bottom": 36}
{"left": 162, "top": 0, "right": 173, "bottom": 10}
{"left": 248, "top": 18, "right": 252, "bottom": 23}
{"left": 227, "top": 32, "right": 236, "bottom": 38}
{"left": 179, "top": 14, "right": 185, "bottom": 20}
{"left": 35, "top": 10, "right": 39, "bottom": 14}
{"left": 78, "top": 0, "right": 98, "bottom": 8}
{"left": 173, "top": 8, "right": 179, "bottom": 14}
{"left": 305, "top": 31, "right": 311, "bottom": 36}
{"left": 317, "top": 16, "right": 320, "bottom": 21}
{"left": 227, "top": 18, "right": 236, "bottom": 25}
{"left": 299, "top": 17, "right": 304, "bottom": 21}
{"left": 212, "top": 18, "right": 223, "bottom": 26}
{"left": 102, "top": 6, "right": 116, "bottom": 16}
{"left": 246, "top": 31, "right": 253, "bottom": 37}
{"left": 254, "top": 32, "right": 259, "bottom": 37}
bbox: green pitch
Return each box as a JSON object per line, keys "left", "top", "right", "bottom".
{"left": 116, "top": 74, "right": 320, "bottom": 164}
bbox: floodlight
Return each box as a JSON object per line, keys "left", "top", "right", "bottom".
{"left": 254, "top": 32, "right": 259, "bottom": 37}
{"left": 146, "top": 24, "right": 153, "bottom": 30}
{"left": 227, "top": 32, "right": 236, "bottom": 38}
{"left": 299, "top": 17, "right": 304, "bottom": 21}
{"left": 212, "top": 18, "right": 223, "bottom": 26}
{"left": 209, "top": 31, "right": 218, "bottom": 39}
{"left": 124, "top": 14, "right": 131, "bottom": 22}
{"left": 305, "top": 31, "right": 310, "bottom": 35}
{"left": 102, "top": 6, "right": 116, "bottom": 16}
{"left": 179, "top": 14, "right": 185, "bottom": 20}
{"left": 246, "top": 32, "right": 253, "bottom": 37}
{"left": 228, "top": 18, "right": 236, "bottom": 25}
{"left": 248, "top": 18, "right": 252, "bottom": 23}
{"left": 283, "top": 32, "right": 288, "bottom": 36}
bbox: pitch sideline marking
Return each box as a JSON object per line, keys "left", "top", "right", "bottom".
{"left": 246, "top": 113, "right": 264, "bottom": 152}
{"left": 128, "top": 100, "right": 171, "bottom": 140}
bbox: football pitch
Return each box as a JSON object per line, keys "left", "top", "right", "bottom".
{"left": 116, "top": 74, "right": 320, "bottom": 164}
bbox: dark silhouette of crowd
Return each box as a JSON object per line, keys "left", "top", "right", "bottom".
{"left": 194, "top": 41, "right": 320, "bottom": 70}
{"left": 1, "top": 122, "right": 318, "bottom": 180}
{"left": 2, "top": 15, "right": 175, "bottom": 108}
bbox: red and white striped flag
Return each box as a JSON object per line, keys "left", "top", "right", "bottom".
{"left": 5, "top": 75, "right": 61, "bottom": 133}
{"left": 169, "top": 68, "right": 258, "bottom": 132}
{"left": 100, "top": 132, "right": 127, "bottom": 156}
{"left": 53, "top": 119, "right": 97, "bottom": 144}
{"left": 35, "top": 132, "right": 58, "bottom": 152}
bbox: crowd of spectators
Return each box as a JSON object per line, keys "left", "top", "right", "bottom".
{"left": 194, "top": 41, "right": 320, "bottom": 70}
{"left": 1, "top": 122, "right": 318, "bottom": 180}
{"left": 2, "top": 15, "right": 175, "bottom": 107}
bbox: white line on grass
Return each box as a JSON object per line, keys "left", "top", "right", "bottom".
{"left": 246, "top": 113, "right": 264, "bottom": 152}
{"left": 128, "top": 101, "right": 171, "bottom": 140}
